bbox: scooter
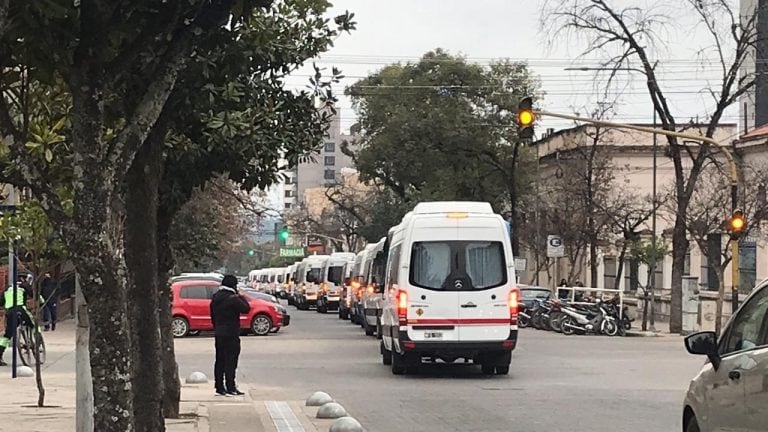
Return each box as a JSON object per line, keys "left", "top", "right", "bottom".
{"left": 518, "top": 303, "right": 531, "bottom": 328}
{"left": 560, "top": 301, "right": 618, "bottom": 336}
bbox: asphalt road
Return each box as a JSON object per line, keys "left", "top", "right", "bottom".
{"left": 174, "top": 304, "right": 704, "bottom": 432}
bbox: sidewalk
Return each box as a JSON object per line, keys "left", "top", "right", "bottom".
{"left": 0, "top": 321, "right": 339, "bottom": 432}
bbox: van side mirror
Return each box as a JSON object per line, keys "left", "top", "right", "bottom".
{"left": 684, "top": 331, "right": 721, "bottom": 370}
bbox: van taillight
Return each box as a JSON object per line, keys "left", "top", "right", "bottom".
{"left": 397, "top": 290, "right": 408, "bottom": 325}
{"left": 509, "top": 288, "right": 519, "bottom": 325}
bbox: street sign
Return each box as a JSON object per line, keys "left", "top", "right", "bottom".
{"left": 514, "top": 257, "right": 527, "bottom": 273}
{"left": 279, "top": 247, "right": 306, "bottom": 258}
{"left": 547, "top": 235, "right": 565, "bottom": 258}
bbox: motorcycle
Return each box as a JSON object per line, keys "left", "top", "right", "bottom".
{"left": 560, "top": 300, "right": 618, "bottom": 336}
{"left": 518, "top": 303, "right": 531, "bottom": 328}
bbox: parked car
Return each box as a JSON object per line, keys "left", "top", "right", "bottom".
{"left": 682, "top": 278, "right": 768, "bottom": 432}
{"left": 518, "top": 285, "right": 552, "bottom": 309}
{"left": 243, "top": 289, "right": 291, "bottom": 331}
{"left": 171, "top": 279, "right": 283, "bottom": 338}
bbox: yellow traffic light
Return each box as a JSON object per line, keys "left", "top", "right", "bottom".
{"left": 518, "top": 109, "right": 535, "bottom": 126}
{"left": 517, "top": 97, "right": 535, "bottom": 139}
{"left": 728, "top": 210, "right": 746, "bottom": 238}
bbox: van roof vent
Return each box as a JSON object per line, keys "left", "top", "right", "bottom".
{"left": 412, "top": 201, "right": 494, "bottom": 215}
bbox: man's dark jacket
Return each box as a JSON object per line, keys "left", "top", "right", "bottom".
{"left": 210, "top": 287, "right": 251, "bottom": 338}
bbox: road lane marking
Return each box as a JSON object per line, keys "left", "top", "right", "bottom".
{"left": 265, "top": 401, "right": 305, "bottom": 432}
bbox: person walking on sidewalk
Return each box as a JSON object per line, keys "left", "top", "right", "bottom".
{"left": 41, "top": 273, "right": 58, "bottom": 331}
{"left": 210, "top": 274, "right": 250, "bottom": 396}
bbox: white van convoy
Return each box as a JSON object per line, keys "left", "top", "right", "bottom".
{"left": 294, "top": 255, "right": 330, "bottom": 310}
{"left": 379, "top": 201, "right": 519, "bottom": 375}
{"left": 314, "top": 252, "right": 357, "bottom": 315}
{"left": 362, "top": 238, "right": 386, "bottom": 336}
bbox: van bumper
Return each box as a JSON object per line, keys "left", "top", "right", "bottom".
{"left": 396, "top": 329, "right": 518, "bottom": 353}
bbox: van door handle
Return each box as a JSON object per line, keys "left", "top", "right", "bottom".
{"left": 728, "top": 370, "right": 741, "bottom": 381}
{"left": 461, "top": 303, "right": 477, "bottom": 308}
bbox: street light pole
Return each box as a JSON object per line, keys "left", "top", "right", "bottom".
{"left": 649, "top": 110, "right": 657, "bottom": 331}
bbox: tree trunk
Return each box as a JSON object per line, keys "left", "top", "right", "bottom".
{"left": 75, "top": 274, "right": 94, "bottom": 432}
{"left": 670, "top": 217, "right": 688, "bottom": 334}
{"left": 158, "top": 203, "right": 181, "bottom": 418}
{"left": 31, "top": 277, "right": 46, "bottom": 407}
{"left": 79, "top": 257, "right": 134, "bottom": 432}
{"left": 613, "top": 243, "right": 629, "bottom": 292}
{"left": 125, "top": 129, "right": 166, "bottom": 432}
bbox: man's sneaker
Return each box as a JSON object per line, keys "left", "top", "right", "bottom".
{"left": 227, "top": 389, "right": 245, "bottom": 396}
{"left": 215, "top": 389, "right": 230, "bottom": 397}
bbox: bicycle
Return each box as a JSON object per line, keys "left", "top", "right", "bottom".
{"left": 14, "top": 313, "right": 46, "bottom": 367}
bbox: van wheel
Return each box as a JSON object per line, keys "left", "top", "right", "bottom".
{"left": 318, "top": 305, "right": 328, "bottom": 314}
{"left": 495, "top": 365, "right": 510, "bottom": 375}
{"left": 381, "top": 341, "right": 392, "bottom": 365}
{"left": 391, "top": 352, "right": 407, "bottom": 375}
{"left": 481, "top": 363, "right": 495, "bottom": 375}
{"left": 364, "top": 323, "right": 375, "bottom": 336}
{"left": 686, "top": 414, "right": 700, "bottom": 432}
{"left": 376, "top": 320, "right": 383, "bottom": 340}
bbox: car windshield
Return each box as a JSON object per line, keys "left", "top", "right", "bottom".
{"left": 410, "top": 241, "right": 506, "bottom": 290}
{"left": 521, "top": 289, "right": 551, "bottom": 300}
{"left": 327, "top": 266, "right": 344, "bottom": 284}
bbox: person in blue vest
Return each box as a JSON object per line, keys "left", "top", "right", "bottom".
{"left": 0, "top": 281, "right": 34, "bottom": 366}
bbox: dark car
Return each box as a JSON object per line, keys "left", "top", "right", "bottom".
{"left": 244, "top": 289, "right": 291, "bottom": 331}
{"left": 518, "top": 285, "right": 552, "bottom": 309}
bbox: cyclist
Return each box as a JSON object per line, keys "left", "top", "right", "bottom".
{"left": 0, "top": 283, "right": 34, "bottom": 366}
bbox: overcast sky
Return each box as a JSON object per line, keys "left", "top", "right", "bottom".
{"left": 284, "top": 0, "right": 744, "bottom": 134}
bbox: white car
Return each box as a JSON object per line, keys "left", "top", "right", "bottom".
{"left": 380, "top": 201, "right": 519, "bottom": 375}
{"left": 682, "top": 278, "right": 768, "bottom": 432}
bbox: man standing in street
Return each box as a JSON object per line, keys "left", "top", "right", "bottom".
{"left": 210, "top": 274, "right": 250, "bottom": 396}
{"left": 41, "top": 272, "right": 58, "bottom": 331}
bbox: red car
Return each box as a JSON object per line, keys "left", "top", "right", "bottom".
{"left": 171, "top": 279, "right": 282, "bottom": 338}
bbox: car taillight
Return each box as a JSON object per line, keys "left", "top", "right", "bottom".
{"left": 509, "top": 288, "right": 519, "bottom": 325}
{"left": 397, "top": 290, "right": 408, "bottom": 325}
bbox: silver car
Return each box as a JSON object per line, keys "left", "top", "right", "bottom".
{"left": 682, "top": 279, "right": 768, "bottom": 432}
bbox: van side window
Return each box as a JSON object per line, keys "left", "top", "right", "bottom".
{"left": 388, "top": 244, "right": 402, "bottom": 287}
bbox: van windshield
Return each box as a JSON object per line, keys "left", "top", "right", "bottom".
{"left": 327, "top": 266, "right": 344, "bottom": 284}
{"left": 410, "top": 241, "right": 506, "bottom": 290}
{"left": 306, "top": 268, "right": 322, "bottom": 283}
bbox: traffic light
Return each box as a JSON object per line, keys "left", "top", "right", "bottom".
{"left": 247, "top": 249, "right": 255, "bottom": 257}
{"left": 727, "top": 210, "right": 746, "bottom": 239}
{"left": 279, "top": 227, "right": 289, "bottom": 245}
{"left": 517, "top": 97, "right": 535, "bottom": 140}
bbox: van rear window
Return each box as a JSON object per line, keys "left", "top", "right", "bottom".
{"left": 327, "top": 266, "right": 344, "bottom": 284}
{"left": 410, "top": 241, "right": 507, "bottom": 291}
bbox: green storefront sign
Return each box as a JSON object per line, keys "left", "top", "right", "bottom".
{"left": 279, "top": 247, "right": 306, "bottom": 258}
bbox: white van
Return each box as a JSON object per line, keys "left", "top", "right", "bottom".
{"left": 279, "top": 264, "right": 295, "bottom": 299}
{"left": 316, "top": 252, "right": 357, "bottom": 314}
{"left": 362, "top": 238, "right": 386, "bottom": 336}
{"left": 349, "top": 244, "right": 375, "bottom": 324}
{"left": 380, "top": 201, "right": 519, "bottom": 375}
{"left": 295, "top": 255, "right": 330, "bottom": 310}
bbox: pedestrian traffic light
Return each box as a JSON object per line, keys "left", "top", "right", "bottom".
{"left": 279, "top": 227, "right": 289, "bottom": 244}
{"left": 517, "top": 97, "right": 535, "bottom": 140}
{"left": 728, "top": 210, "right": 746, "bottom": 239}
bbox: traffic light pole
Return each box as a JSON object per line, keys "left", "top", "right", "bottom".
{"left": 533, "top": 109, "right": 742, "bottom": 311}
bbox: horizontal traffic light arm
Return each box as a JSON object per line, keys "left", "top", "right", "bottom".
{"left": 532, "top": 109, "right": 738, "bottom": 187}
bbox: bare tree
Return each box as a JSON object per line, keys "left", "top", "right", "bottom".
{"left": 676, "top": 162, "right": 768, "bottom": 335}
{"left": 542, "top": 0, "right": 758, "bottom": 332}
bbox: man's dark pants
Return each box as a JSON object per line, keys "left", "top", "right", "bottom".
{"left": 214, "top": 336, "right": 241, "bottom": 392}
{"left": 43, "top": 302, "right": 57, "bottom": 330}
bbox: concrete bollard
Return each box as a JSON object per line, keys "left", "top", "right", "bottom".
{"left": 185, "top": 371, "right": 208, "bottom": 384}
{"left": 316, "top": 402, "right": 347, "bottom": 419}
{"left": 306, "top": 391, "right": 333, "bottom": 406}
{"left": 329, "top": 416, "right": 364, "bottom": 432}
{"left": 16, "top": 365, "right": 34, "bottom": 377}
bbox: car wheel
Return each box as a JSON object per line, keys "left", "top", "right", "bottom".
{"left": 251, "top": 314, "right": 273, "bottom": 336}
{"left": 686, "top": 414, "right": 700, "bottom": 432}
{"left": 171, "top": 317, "right": 190, "bottom": 338}
{"left": 381, "top": 341, "right": 392, "bottom": 365}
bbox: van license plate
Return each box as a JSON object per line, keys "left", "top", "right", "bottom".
{"left": 424, "top": 332, "right": 443, "bottom": 340}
